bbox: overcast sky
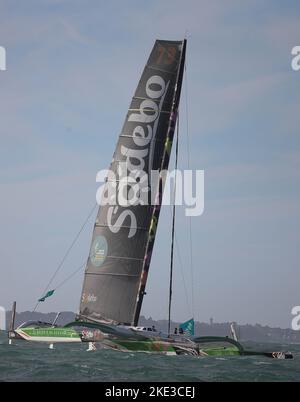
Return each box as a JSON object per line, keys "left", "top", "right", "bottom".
{"left": 0, "top": 0, "right": 299, "bottom": 328}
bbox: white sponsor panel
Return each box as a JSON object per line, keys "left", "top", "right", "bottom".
{"left": 0, "top": 306, "right": 6, "bottom": 331}
{"left": 0, "top": 46, "right": 6, "bottom": 71}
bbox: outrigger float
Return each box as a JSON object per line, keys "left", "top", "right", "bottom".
{"left": 9, "top": 39, "right": 293, "bottom": 360}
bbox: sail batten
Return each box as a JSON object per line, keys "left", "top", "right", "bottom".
{"left": 79, "top": 39, "right": 186, "bottom": 325}
{"left": 95, "top": 224, "right": 149, "bottom": 231}
{"left": 85, "top": 273, "right": 140, "bottom": 277}
{"left": 148, "top": 66, "right": 178, "bottom": 75}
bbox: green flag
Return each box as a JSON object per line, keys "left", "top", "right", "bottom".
{"left": 179, "top": 318, "right": 195, "bottom": 336}
{"left": 38, "top": 290, "right": 55, "bottom": 302}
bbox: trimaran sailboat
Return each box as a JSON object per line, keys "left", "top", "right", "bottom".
{"left": 8, "top": 39, "right": 292, "bottom": 359}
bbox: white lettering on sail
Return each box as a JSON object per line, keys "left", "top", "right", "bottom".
{"left": 120, "top": 146, "right": 148, "bottom": 171}
{"left": 148, "top": 81, "right": 169, "bottom": 173}
{"left": 146, "top": 75, "right": 166, "bottom": 98}
{"left": 107, "top": 206, "right": 137, "bottom": 238}
{"left": 132, "top": 125, "right": 152, "bottom": 147}
{"left": 129, "top": 99, "right": 158, "bottom": 123}
{"left": 107, "top": 74, "right": 169, "bottom": 238}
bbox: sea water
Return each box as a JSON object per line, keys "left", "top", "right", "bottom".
{"left": 0, "top": 331, "right": 299, "bottom": 382}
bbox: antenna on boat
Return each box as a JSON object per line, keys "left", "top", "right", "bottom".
{"left": 8, "top": 301, "right": 16, "bottom": 345}
{"left": 230, "top": 322, "right": 238, "bottom": 342}
{"left": 52, "top": 312, "right": 61, "bottom": 327}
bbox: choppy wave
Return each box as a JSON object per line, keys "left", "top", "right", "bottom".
{"left": 0, "top": 332, "right": 299, "bottom": 382}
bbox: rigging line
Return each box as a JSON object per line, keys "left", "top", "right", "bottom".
{"left": 184, "top": 61, "right": 195, "bottom": 318}
{"left": 166, "top": 109, "right": 192, "bottom": 318}
{"left": 168, "top": 203, "right": 192, "bottom": 316}
{"left": 167, "top": 115, "right": 179, "bottom": 337}
{"left": 174, "top": 233, "right": 192, "bottom": 316}
{"left": 41, "top": 246, "right": 100, "bottom": 296}
{"left": 33, "top": 202, "right": 98, "bottom": 312}
{"left": 55, "top": 261, "right": 86, "bottom": 291}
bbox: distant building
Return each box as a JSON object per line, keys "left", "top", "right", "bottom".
{"left": 210, "top": 318, "right": 213, "bottom": 326}
{"left": 0, "top": 307, "right": 6, "bottom": 331}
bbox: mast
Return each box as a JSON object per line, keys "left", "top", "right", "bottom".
{"left": 133, "top": 39, "right": 186, "bottom": 326}
{"left": 167, "top": 116, "right": 179, "bottom": 336}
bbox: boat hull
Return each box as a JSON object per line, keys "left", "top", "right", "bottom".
{"left": 9, "top": 326, "right": 240, "bottom": 356}
{"left": 11, "top": 327, "right": 81, "bottom": 343}
{"left": 8, "top": 325, "right": 293, "bottom": 359}
{"left": 101, "top": 338, "right": 241, "bottom": 356}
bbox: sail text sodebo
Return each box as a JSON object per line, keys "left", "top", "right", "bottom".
{"left": 96, "top": 74, "right": 204, "bottom": 238}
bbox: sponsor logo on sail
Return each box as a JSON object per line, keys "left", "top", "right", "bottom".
{"left": 81, "top": 293, "right": 98, "bottom": 303}
{"left": 90, "top": 235, "right": 108, "bottom": 267}
{"left": 87, "top": 294, "right": 97, "bottom": 303}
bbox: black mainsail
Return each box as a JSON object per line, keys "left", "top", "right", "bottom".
{"left": 79, "top": 39, "right": 186, "bottom": 326}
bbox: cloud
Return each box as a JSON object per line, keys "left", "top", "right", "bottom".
{"left": 59, "top": 18, "right": 93, "bottom": 45}
{"left": 192, "top": 72, "right": 288, "bottom": 135}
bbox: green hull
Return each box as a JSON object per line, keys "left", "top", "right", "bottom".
{"left": 92, "top": 334, "right": 242, "bottom": 356}
{"left": 103, "top": 339, "right": 178, "bottom": 354}
{"left": 13, "top": 326, "right": 241, "bottom": 356}
{"left": 10, "top": 324, "right": 292, "bottom": 359}
{"left": 14, "top": 327, "right": 81, "bottom": 343}
{"left": 202, "top": 347, "right": 240, "bottom": 356}
{"left": 105, "top": 339, "right": 241, "bottom": 356}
